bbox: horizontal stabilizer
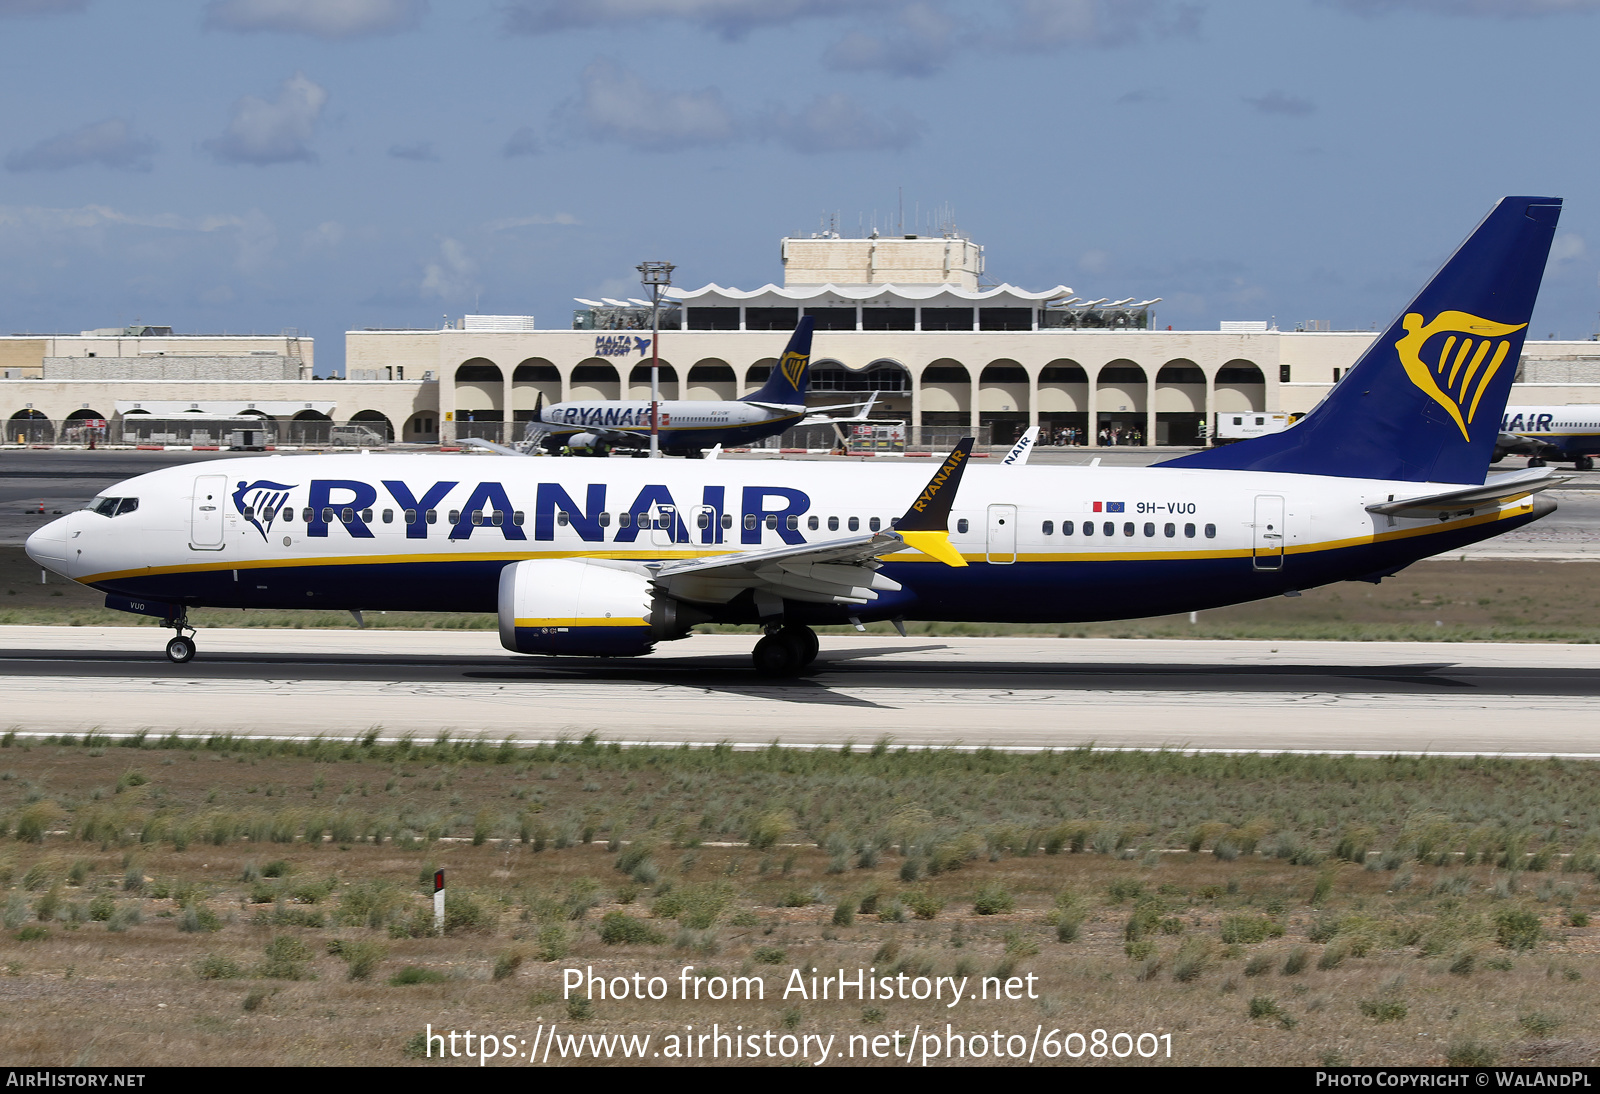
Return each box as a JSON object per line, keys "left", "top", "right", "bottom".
{"left": 1365, "top": 468, "right": 1567, "bottom": 518}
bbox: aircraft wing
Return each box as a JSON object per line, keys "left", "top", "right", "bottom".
{"left": 651, "top": 439, "right": 973, "bottom": 610}
{"left": 1364, "top": 468, "right": 1568, "bottom": 518}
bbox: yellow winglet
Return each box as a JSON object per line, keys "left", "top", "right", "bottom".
{"left": 897, "top": 530, "right": 967, "bottom": 567}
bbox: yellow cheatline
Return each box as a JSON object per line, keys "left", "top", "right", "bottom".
{"left": 896, "top": 530, "right": 967, "bottom": 567}
{"left": 514, "top": 618, "right": 649, "bottom": 628}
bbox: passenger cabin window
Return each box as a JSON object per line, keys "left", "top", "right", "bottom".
{"left": 513, "top": 511, "right": 524, "bottom": 526}
{"left": 807, "top": 516, "right": 819, "bottom": 531}
{"left": 721, "top": 513, "right": 732, "bottom": 529}
{"left": 303, "top": 508, "right": 314, "bottom": 522}
{"left": 471, "top": 510, "right": 484, "bottom": 526}
{"left": 1144, "top": 522, "right": 1155, "bottom": 537}
{"left": 404, "top": 509, "right": 417, "bottom": 524}
{"left": 848, "top": 516, "right": 860, "bottom": 531}
{"left": 618, "top": 512, "right": 630, "bottom": 528}
{"left": 1042, "top": 521, "right": 1054, "bottom": 535}
{"left": 1164, "top": 523, "right": 1175, "bottom": 538}
{"left": 361, "top": 508, "right": 373, "bottom": 523}
{"left": 1204, "top": 524, "right": 1217, "bottom": 538}
{"left": 699, "top": 511, "right": 712, "bottom": 530}
{"left": 828, "top": 516, "right": 839, "bottom": 531}
{"left": 786, "top": 515, "right": 798, "bottom": 531}
{"left": 869, "top": 517, "right": 881, "bottom": 531}
{"left": 1083, "top": 521, "right": 1094, "bottom": 537}
{"left": 556, "top": 511, "right": 569, "bottom": 527}
{"left": 341, "top": 508, "right": 355, "bottom": 524}
{"left": 1103, "top": 522, "right": 1114, "bottom": 536}
{"left": 766, "top": 514, "right": 779, "bottom": 530}
{"left": 492, "top": 511, "right": 504, "bottom": 526}
{"left": 322, "top": 508, "right": 335, "bottom": 523}
{"left": 599, "top": 512, "right": 611, "bottom": 527}
{"left": 1063, "top": 521, "right": 1074, "bottom": 536}
{"left": 425, "top": 509, "right": 437, "bottom": 524}
{"left": 279, "top": 507, "right": 292, "bottom": 523}
{"left": 1184, "top": 523, "right": 1195, "bottom": 538}
{"left": 1123, "top": 522, "right": 1135, "bottom": 537}
{"left": 956, "top": 518, "right": 969, "bottom": 534}
{"left": 637, "top": 512, "right": 649, "bottom": 528}
{"left": 448, "top": 510, "right": 460, "bottom": 524}
{"left": 744, "top": 513, "right": 757, "bottom": 530}
{"left": 382, "top": 509, "right": 394, "bottom": 524}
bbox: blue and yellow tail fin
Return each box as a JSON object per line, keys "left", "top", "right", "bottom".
{"left": 1161, "top": 196, "right": 1561, "bottom": 484}
{"left": 743, "top": 316, "right": 814, "bottom": 406}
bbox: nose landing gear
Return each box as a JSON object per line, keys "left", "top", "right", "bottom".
{"left": 164, "top": 608, "right": 197, "bottom": 664}
{"left": 751, "top": 625, "right": 819, "bottom": 677}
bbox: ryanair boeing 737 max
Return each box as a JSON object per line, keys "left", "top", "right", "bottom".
{"left": 25, "top": 197, "right": 1566, "bottom": 675}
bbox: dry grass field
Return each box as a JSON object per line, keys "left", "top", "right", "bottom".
{"left": 1, "top": 734, "right": 1597, "bottom": 1067}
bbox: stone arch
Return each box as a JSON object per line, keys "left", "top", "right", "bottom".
{"left": 1155, "top": 358, "right": 1205, "bottom": 445}
{"left": 744, "top": 358, "right": 777, "bottom": 395}
{"left": 1214, "top": 358, "right": 1266, "bottom": 412}
{"left": 8, "top": 408, "right": 51, "bottom": 444}
{"left": 569, "top": 359, "right": 622, "bottom": 402}
{"left": 1038, "top": 359, "right": 1088, "bottom": 412}
{"left": 348, "top": 409, "right": 394, "bottom": 442}
{"left": 404, "top": 411, "right": 439, "bottom": 443}
{"left": 916, "top": 358, "right": 971, "bottom": 415}
{"left": 1094, "top": 359, "right": 1148, "bottom": 445}
{"left": 978, "top": 359, "right": 1029, "bottom": 444}
{"left": 64, "top": 408, "right": 105, "bottom": 421}
{"left": 513, "top": 357, "right": 562, "bottom": 416}
{"left": 811, "top": 358, "right": 909, "bottom": 393}
{"left": 687, "top": 358, "right": 737, "bottom": 400}
{"left": 627, "top": 360, "right": 676, "bottom": 400}
{"left": 455, "top": 357, "right": 504, "bottom": 420}
{"left": 289, "top": 408, "right": 332, "bottom": 446}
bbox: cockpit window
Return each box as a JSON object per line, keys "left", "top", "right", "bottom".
{"left": 86, "top": 496, "right": 138, "bottom": 517}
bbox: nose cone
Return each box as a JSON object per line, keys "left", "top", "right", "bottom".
{"left": 25, "top": 516, "right": 70, "bottom": 574}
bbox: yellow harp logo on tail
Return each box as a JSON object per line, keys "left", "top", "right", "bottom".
{"left": 779, "top": 350, "right": 807, "bottom": 390}
{"left": 1394, "top": 310, "right": 1527, "bottom": 442}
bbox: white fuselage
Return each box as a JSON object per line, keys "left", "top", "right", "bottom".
{"left": 28, "top": 453, "right": 1544, "bottom": 626}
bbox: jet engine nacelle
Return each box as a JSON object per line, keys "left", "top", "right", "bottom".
{"left": 498, "top": 558, "right": 698, "bottom": 657}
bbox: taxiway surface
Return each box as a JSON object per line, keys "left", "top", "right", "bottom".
{"left": 2, "top": 627, "right": 1597, "bottom": 756}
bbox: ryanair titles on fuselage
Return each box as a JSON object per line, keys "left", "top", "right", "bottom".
{"left": 233, "top": 476, "right": 813, "bottom": 547}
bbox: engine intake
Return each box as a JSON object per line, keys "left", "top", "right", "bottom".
{"left": 498, "top": 558, "right": 699, "bottom": 657}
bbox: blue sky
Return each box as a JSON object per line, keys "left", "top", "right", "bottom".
{"left": 2, "top": 0, "right": 1598, "bottom": 374}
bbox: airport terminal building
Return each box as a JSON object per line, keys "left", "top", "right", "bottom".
{"left": 6, "top": 236, "right": 1600, "bottom": 448}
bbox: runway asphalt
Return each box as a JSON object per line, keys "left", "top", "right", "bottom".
{"left": 2, "top": 628, "right": 1598, "bottom": 757}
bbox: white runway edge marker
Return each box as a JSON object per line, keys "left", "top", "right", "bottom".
{"left": 433, "top": 868, "right": 445, "bottom": 934}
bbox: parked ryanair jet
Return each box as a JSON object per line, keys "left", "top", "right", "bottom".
{"left": 1494, "top": 405, "right": 1600, "bottom": 469}
{"left": 524, "top": 317, "right": 875, "bottom": 456}
{"left": 26, "top": 197, "right": 1566, "bottom": 675}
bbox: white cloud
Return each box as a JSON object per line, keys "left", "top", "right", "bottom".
{"left": 0, "top": 0, "right": 88, "bottom": 16}
{"left": 1551, "top": 233, "right": 1586, "bottom": 264}
{"left": 388, "top": 140, "right": 440, "bottom": 162}
{"left": 1319, "top": 0, "right": 1600, "bottom": 16}
{"left": 1244, "top": 90, "right": 1317, "bottom": 117}
{"left": 203, "top": 0, "right": 426, "bottom": 39}
{"left": 822, "top": 2, "right": 958, "bottom": 77}
{"left": 503, "top": 0, "right": 869, "bottom": 38}
{"left": 5, "top": 119, "right": 157, "bottom": 172}
{"left": 503, "top": 126, "right": 542, "bottom": 157}
{"left": 1079, "top": 249, "right": 1110, "bottom": 274}
{"left": 0, "top": 201, "right": 276, "bottom": 274}
{"left": 203, "top": 72, "right": 328, "bottom": 165}
{"left": 766, "top": 93, "right": 921, "bottom": 153}
{"left": 301, "top": 221, "right": 346, "bottom": 252}
{"left": 421, "top": 238, "right": 478, "bottom": 300}
{"left": 559, "top": 57, "right": 740, "bottom": 151}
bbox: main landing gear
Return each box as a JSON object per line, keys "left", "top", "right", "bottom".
{"left": 751, "top": 625, "right": 819, "bottom": 678}
{"left": 164, "top": 607, "right": 197, "bottom": 664}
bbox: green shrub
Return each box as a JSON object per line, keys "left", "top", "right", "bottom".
{"left": 1106, "top": 879, "right": 1145, "bottom": 904}
{"left": 336, "top": 881, "right": 407, "bottom": 930}
{"left": 972, "top": 883, "right": 1015, "bottom": 916}
{"left": 1445, "top": 1040, "right": 1496, "bottom": 1066}
{"left": 566, "top": 998, "right": 593, "bottom": 1021}
{"left": 443, "top": 890, "right": 493, "bottom": 934}
{"left": 747, "top": 811, "right": 791, "bottom": 851}
{"left": 196, "top": 954, "right": 243, "bottom": 980}
{"left": 257, "top": 936, "right": 315, "bottom": 980}
{"left": 904, "top": 891, "right": 943, "bottom": 920}
{"left": 261, "top": 860, "right": 291, "bottom": 878}
{"left": 16, "top": 925, "right": 48, "bottom": 941}
{"left": 832, "top": 900, "right": 855, "bottom": 927}
{"left": 1495, "top": 908, "right": 1542, "bottom": 952}
{"left": 752, "top": 946, "right": 787, "bottom": 964}
{"left": 1317, "top": 939, "right": 1348, "bottom": 971}
{"left": 1519, "top": 1012, "right": 1560, "bottom": 1037}
{"left": 34, "top": 887, "right": 61, "bottom": 922}
{"left": 490, "top": 950, "right": 524, "bottom": 982}
{"left": 1448, "top": 951, "right": 1476, "bottom": 977}
{"left": 1281, "top": 947, "right": 1309, "bottom": 975}
{"left": 534, "top": 924, "right": 569, "bottom": 962}
{"left": 598, "top": 912, "right": 665, "bottom": 946}
{"left": 87, "top": 893, "right": 115, "bottom": 922}
{"left": 1244, "top": 954, "right": 1272, "bottom": 977}
{"left": 1219, "top": 915, "right": 1283, "bottom": 944}
{"left": 389, "top": 966, "right": 448, "bottom": 985}
{"left": 179, "top": 904, "right": 221, "bottom": 933}
{"left": 1568, "top": 911, "right": 1590, "bottom": 928}
{"left": 1359, "top": 999, "right": 1408, "bottom": 1022}
{"left": 1172, "top": 939, "right": 1212, "bottom": 982}
{"left": 1055, "top": 910, "right": 1085, "bottom": 943}
{"left": 339, "top": 940, "right": 386, "bottom": 981}
{"left": 1247, "top": 996, "right": 1281, "bottom": 1020}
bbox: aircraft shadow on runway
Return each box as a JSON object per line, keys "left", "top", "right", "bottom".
{"left": 6, "top": 646, "right": 1599, "bottom": 706}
